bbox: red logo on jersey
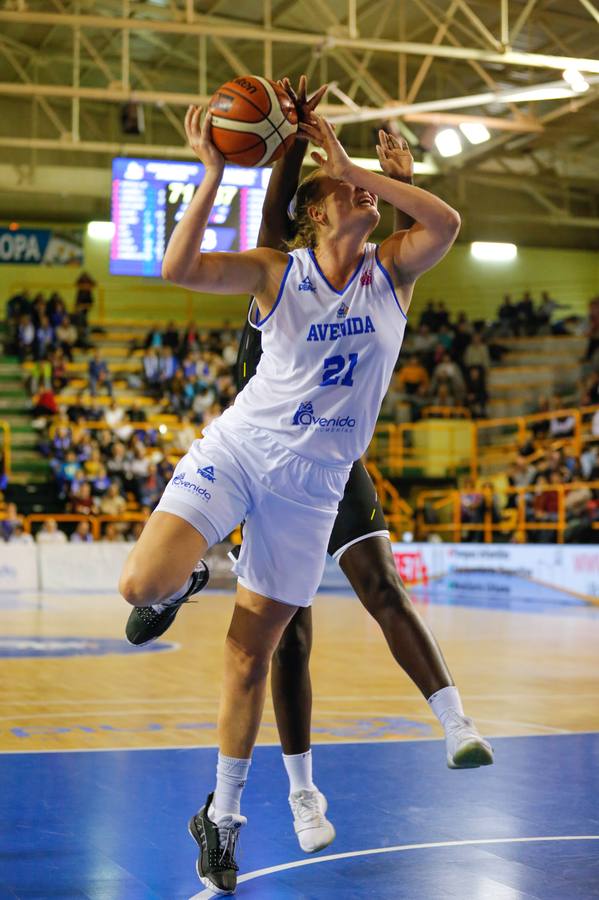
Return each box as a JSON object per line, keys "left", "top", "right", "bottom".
{"left": 360, "top": 269, "right": 373, "bottom": 287}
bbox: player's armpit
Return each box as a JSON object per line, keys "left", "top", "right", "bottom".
{"left": 379, "top": 219, "right": 459, "bottom": 285}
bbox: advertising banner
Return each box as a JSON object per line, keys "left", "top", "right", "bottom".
{"left": 0, "top": 227, "right": 84, "bottom": 265}
{"left": 0, "top": 545, "right": 38, "bottom": 593}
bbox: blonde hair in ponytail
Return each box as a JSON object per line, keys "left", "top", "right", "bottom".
{"left": 286, "top": 171, "right": 326, "bottom": 251}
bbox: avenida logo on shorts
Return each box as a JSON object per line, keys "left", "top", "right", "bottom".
{"left": 292, "top": 400, "right": 356, "bottom": 432}
{"left": 172, "top": 471, "right": 211, "bottom": 500}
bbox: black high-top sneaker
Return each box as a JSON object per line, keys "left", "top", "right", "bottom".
{"left": 189, "top": 792, "right": 246, "bottom": 895}
{"left": 125, "top": 560, "right": 209, "bottom": 645}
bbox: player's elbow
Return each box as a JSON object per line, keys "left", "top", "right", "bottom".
{"left": 442, "top": 207, "right": 461, "bottom": 238}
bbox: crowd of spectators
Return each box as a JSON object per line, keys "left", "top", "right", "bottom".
{"left": 383, "top": 288, "right": 583, "bottom": 423}
{"left": 8, "top": 315, "right": 243, "bottom": 544}
{"left": 3, "top": 281, "right": 598, "bottom": 546}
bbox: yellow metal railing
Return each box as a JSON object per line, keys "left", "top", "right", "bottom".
{"left": 0, "top": 420, "right": 11, "bottom": 478}
{"left": 369, "top": 405, "right": 599, "bottom": 479}
{"left": 415, "top": 481, "right": 599, "bottom": 544}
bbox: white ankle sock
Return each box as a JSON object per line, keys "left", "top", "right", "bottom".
{"left": 153, "top": 576, "right": 192, "bottom": 611}
{"left": 283, "top": 749, "right": 316, "bottom": 794}
{"left": 210, "top": 753, "right": 251, "bottom": 820}
{"left": 428, "top": 686, "right": 464, "bottom": 729}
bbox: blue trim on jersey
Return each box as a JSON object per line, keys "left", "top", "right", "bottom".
{"left": 375, "top": 247, "right": 408, "bottom": 321}
{"left": 254, "top": 254, "right": 294, "bottom": 328}
{"left": 308, "top": 248, "right": 366, "bottom": 296}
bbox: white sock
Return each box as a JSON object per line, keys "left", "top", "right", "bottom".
{"left": 283, "top": 749, "right": 316, "bottom": 794}
{"left": 210, "top": 753, "right": 251, "bottom": 820}
{"left": 153, "top": 576, "right": 192, "bottom": 611}
{"left": 428, "top": 686, "right": 465, "bottom": 729}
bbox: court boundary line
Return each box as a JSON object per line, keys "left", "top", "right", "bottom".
{"left": 0, "top": 729, "right": 598, "bottom": 755}
{"left": 188, "top": 835, "right": 599, "bottom": 900}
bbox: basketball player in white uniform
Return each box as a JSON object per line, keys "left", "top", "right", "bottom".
{"left": 120, "top": 106, "right": 462, "bottom": 893}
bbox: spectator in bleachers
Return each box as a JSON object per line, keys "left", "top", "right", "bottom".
{"left": 174, "top": 414, "right": 196, "bottom": 452}
{"left": 35, "top": 314, "right": 54, "bottom": 360}
{"left": 143, "top": 348, "right": 161, "bottom": 393}
{"left": 497, "top": 294, "right": 518, "bottom": 335}
{"left": 460, "top": 478, "right": 484, "bottom": 541}
{"left": 36, "top": 518, "right": 67, "bottom": 544}
{"left": 516, "top": 290, "right": 535, "bottom": 335}
{"left": 74, "top": 272, "right": 95, "bottom": 327}
{"left": 463, "top": 331, "right": 491, "bottom": 371}
{"left": 180, "top": 321, "right": 201, "bottom": 355}
{"left": 430, "top": 381, "right": 456, "bottom": 412}
{"left": 30, "top": 294, "right": 46, "bottom": 328}
{"left": 1, "top": 502, "right": 21, "bottom": 541}
{"left": 55, "top": 315, "right": 77, "bottom": 360}
{"left": 17, "top": 314, "right": 35, "bottom": 361}
{"left": 88, "top": 349, "right": 112, "bottom": 397}
{"left": 106, "top": 442, "right": 129, "bottom": 483}
{"left": 396, "top": 355, "right": 430, "bottom": 396}
{"left": 70, "top": 520, "right": 93, "bottom": 543}
{"left": 411, "top": 325, "right": 437, "bottom": 368}
{"left": 465, "top": 366, "right": 488, "bottom": 419}
{"left": 9, "top": 523, "right": 34, "bottom": 545}
{"left": 27, "top": 357, "right": 52, "bottom": 395}
{"left": 31, "top": 386, "right": 59, "bottom": 425}
{"left": 450, "top": 320, "right": 472, "bottom": 366}
{"left": 162, "top": 320, "right": 180, "bottom": 351}
{"left": 47, "top": 292, "right": 66, "bottom": 327}
{"left": 102, "top": 522, "right": 125, "bottom": 542}
{"left": 99, "top": 482, "right": 127, "bottom": 517}
{"left": 139, "top": 463, "right": 165, "bottom": 508}
{"left": 431, "top": 352, "right": 465, "bottom": 403}
{"left": 127, "top": 521, "right": 145, "bottom": 542}
{"left": 548, "top": 397, "right": 576, "bottom": 439}
{"left": 70, "top": 481, "right": 98, "bottom": 516}
{"left": 91, "top": 464, "right": 111, "bottom": 495}
{"left": 50, "top": 348, "right": 68, "bottom": 392}
{"left": 536, "top": 291, "right": 567, "bottom": 334}
{"left": 145, "top": 326, "right": 164, "bottom": 350}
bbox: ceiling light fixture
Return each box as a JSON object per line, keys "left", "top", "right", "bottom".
{"left": 471, "top": 241, "right": 517, "bottom": 262}
{"left": 459, "top": 122, "right": 491, "bottom": 144}
{"left": 434, "top": 128, "right": 462, "bottom": 157}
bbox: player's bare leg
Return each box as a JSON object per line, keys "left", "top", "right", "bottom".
{"left": 340, "top": 535, "right": 493, "bottom": 768}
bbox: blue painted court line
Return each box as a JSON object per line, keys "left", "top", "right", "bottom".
{"left": 1, "top": 733, "right": 598, "bottom": 899}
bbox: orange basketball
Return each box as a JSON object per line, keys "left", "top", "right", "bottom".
{"left": 208, "top": 76, "right": 298, "bottom": 167}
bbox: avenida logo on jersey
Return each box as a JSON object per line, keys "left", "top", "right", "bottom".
{"left": 172, "top": 471, "right": 211, "bottom": 500}
{"left": 292, "top": 400, "right": 356, "bottom": 433}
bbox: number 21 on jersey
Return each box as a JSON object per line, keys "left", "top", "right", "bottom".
{"left": 320, "top": 353, "right": 359, "bottom": 387}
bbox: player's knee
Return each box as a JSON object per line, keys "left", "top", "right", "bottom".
{"left": 119, "top": 567, "right": 155, "bottom": 607}
{"left": 272, "top": 624, "right": 311, "bottom": 671}
{"left": 360, "top": 567, "right": 412, "bottom": 622}
{"left": 226, "top": 638, "right": 270, "bottom": 688}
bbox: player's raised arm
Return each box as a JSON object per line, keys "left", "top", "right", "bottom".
{"left": 257, "top": 76, "right": 327, "bottom": 251}
{"left": 161, "top": 105, "right": 287, "bottom": 306}
{"left": 302, "top": 115, "right": 460, "bottom": 286}
{"left": 377, "top": 131, "right": 415, "bottom": 233}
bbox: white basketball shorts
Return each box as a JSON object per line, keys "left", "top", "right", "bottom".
{"left": 155, "top": 415, "right": 350, "bottom": 606}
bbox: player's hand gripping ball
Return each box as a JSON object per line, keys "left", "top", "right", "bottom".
{"left": 208, "top": 75, "right": 298, "bottom": 167}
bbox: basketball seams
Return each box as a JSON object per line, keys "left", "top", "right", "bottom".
{"left": 209, "top": 75, "right": 298, "bottom": 166}
{"left": 214, "top": 80, "right": 272, "bottom": 121}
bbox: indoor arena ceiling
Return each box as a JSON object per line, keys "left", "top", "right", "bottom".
{"left": 1, "top": 0, "right": 599, "bottom": 248}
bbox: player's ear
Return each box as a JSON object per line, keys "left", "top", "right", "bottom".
{"left": 307, "top": 202, "right": 327, "bottom": 226}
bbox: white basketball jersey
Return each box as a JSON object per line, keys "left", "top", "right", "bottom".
{"left": 223, "top": 242, "right": 407, "bottom": 466}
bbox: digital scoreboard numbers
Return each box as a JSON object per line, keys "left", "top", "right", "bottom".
{"left": 110, "top": 158, "right": 271, "bottom": 277}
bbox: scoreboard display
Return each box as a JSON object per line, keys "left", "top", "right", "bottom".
{"left": 110, "top": 157, "right": 272, "bottom": 277}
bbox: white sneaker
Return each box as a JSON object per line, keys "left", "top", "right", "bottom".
{"left": 289, "top": 789, "right": 336, "bottom": 853}
{"left": 444, "top": 711, "right": 494, "bottom": 769}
